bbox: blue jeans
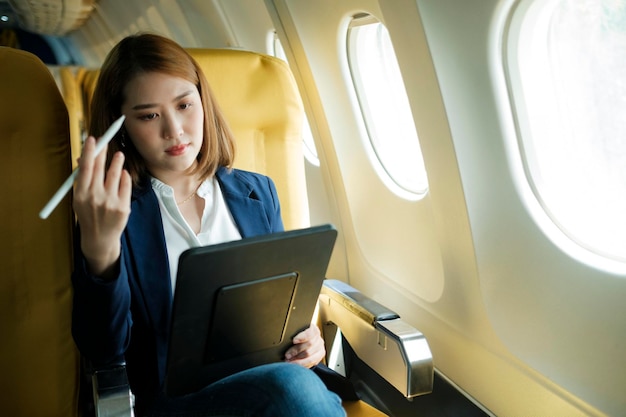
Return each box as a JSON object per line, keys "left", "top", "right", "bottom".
{"left": 144, "top": 362, "right": 346, "bottom": 417}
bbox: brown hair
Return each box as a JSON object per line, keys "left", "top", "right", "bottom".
{"left": 89, "top": 33, "right": 235, "bottom": 186}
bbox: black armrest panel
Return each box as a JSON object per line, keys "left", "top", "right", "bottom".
{"left": 93, "top": 364, "right": 129, "bottom": 391}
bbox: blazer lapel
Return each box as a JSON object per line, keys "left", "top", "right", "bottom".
{"left": 216, "top": 167, "right": 272, "bottom": 238}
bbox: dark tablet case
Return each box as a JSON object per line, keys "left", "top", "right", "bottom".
{"left": 164, "top": 224, "right": 337, "bottom": 397}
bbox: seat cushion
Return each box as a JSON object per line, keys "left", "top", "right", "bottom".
{"left": 343, "top": 400, "right": 388, "bottom": 416}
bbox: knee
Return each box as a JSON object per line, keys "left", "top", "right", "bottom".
{"left": 261, "top": 362, "right": 319, "bottom": 391}
{"left": 260, "top": 362, "right": 321, "bottom": 395}
{"left": 258, "top": 363, "right": 345, "bottom": 416}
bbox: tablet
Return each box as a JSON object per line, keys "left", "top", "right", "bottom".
{"left": 164, "top": 224, "right": 338, "bottom": 397}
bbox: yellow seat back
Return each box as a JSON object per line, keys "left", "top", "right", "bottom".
{"left": 0, "top": 47, "right": 79, "bottom": 417}
{"left": 76, "top": 67, "right": 100, "bottom": 142}
{"left": 59, "top": 66, "right": 85, "bottom": 169}
{"left": 187, "top": 48, "right": 310, "bottom": 230}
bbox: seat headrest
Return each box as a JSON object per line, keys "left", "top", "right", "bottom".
{"left": 187, "top": 48, "right": 310, "bottom": 229}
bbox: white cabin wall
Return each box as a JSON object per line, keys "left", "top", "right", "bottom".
{"left": 266, "top": 0, "right": 449, "bottom": 300}
{"left": 266, "top": 0, "right": 621, "bottom": 416}
{"left": 415, "top": 1, "right": 626, "bottom": 416}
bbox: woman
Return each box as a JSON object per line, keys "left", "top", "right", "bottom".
{"left": 71, "top": 33, "right": 345, "bottom": 417}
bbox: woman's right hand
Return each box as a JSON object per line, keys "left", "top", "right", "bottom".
{"left": 73, "top": 136, "right": 132, "bottom": 279}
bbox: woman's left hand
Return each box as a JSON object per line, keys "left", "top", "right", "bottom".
{"left": 284, "top": 325, "right": 325, "bottom": 368}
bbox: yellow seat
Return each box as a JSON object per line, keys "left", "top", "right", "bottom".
{"left": 186, "top": 48, "right": 310, "bottom": 231}
{"left": 0, "top": 47, "right": 79, "bottom": 416}
{"left": 343, "top": 400, "right": 390, "bottom": 417}
{"left": 58, "top": 66, "right": 86, "bottom": 169}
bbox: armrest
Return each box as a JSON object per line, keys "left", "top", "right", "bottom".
{"left": 91, "top": 362, "right": 135, "bottom": 417}
{"left": 319, "top": 279, "right": 434, "bottom": 399}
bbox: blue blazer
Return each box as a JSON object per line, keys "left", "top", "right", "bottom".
{"left": 71, "top": 167, "right": 284, "bottom": 408}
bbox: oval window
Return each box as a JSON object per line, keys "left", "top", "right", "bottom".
{"left": 508, "top": 0, "right": 626, "bottom": 262}
{"left": 347, "top": 14, "right": 428, "bottom": 197}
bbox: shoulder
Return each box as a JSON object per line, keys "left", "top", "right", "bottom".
{"left": 215, "top": 167, "right": 284, "bottom": 234}
{"left": 216, "top": 167, "right": 277, "bottom": 193}
{"left": 219, "top": 166, "right": 272, "bottom": 181}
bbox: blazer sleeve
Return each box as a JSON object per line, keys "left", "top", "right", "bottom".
{"left": 71, "top": 226, "right": 132, "bottom": 366}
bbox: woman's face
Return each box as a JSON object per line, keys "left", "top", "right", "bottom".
{"left": 121, "top": 71, "right": 204, "bottom": 182}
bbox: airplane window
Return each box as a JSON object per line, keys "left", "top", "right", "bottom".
{"left": 271, "top": 32, "right": 320, "bottom": 167}
{"left": 347, "top": 15, "right": 428, "bottom": 197}
{"left": 508, "top": 0, "right": 626, "bottom": 262}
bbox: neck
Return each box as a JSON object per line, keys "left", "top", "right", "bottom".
{"left": 153, "top": 173, "right": 202, "bottom": 202}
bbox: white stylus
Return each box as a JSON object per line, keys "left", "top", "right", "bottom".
{"left": 39, "top": 115, "right": 126, "bottom": 220}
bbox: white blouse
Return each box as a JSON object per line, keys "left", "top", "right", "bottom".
{"left": 151, "top": 176, "right": 242, "bottom": 293}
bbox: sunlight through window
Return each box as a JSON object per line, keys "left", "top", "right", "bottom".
{"left": 348, "top": 15, "right": 428, "bottom": 197}
{"left": 509, "top": 0, "right": 626, "bottom": 261}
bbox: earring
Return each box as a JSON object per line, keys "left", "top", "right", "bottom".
{"left": 120, "top": 131, "right": 127, "bottom": 148}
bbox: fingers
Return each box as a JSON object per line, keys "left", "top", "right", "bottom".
{"left": 291, "top": 323, "right": 320, "bottom": 345}
{"left": 91, "top": 138, "right": 108, "bottom": 190}
{"left": 74, "top": 136, "right": 97, "bottom": 195}
{"left": 72, "top": 131, "right": 130, "bottom": 279}
{"left": 119, "top": 168, "right": 132, "bottom": 206}
{"left": 75, "top": 135, "right": 128, "bottom": 199}
{"left": 105, "top": 152, "right": 129, "bottom": 197}
{"left": 284, "top": 326, "right": 326, "bottom": 368}
{"left": 75, "top": 136, "right": 113, "bottom": 193}
{"left": 74, "top": 150, "right": 130, "bottom": 216}
{"left": 73, "top": 137, "right": 130, "bottom": 246}
{"left": 74, "top": 147, "right": 131, "bottom": 279}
